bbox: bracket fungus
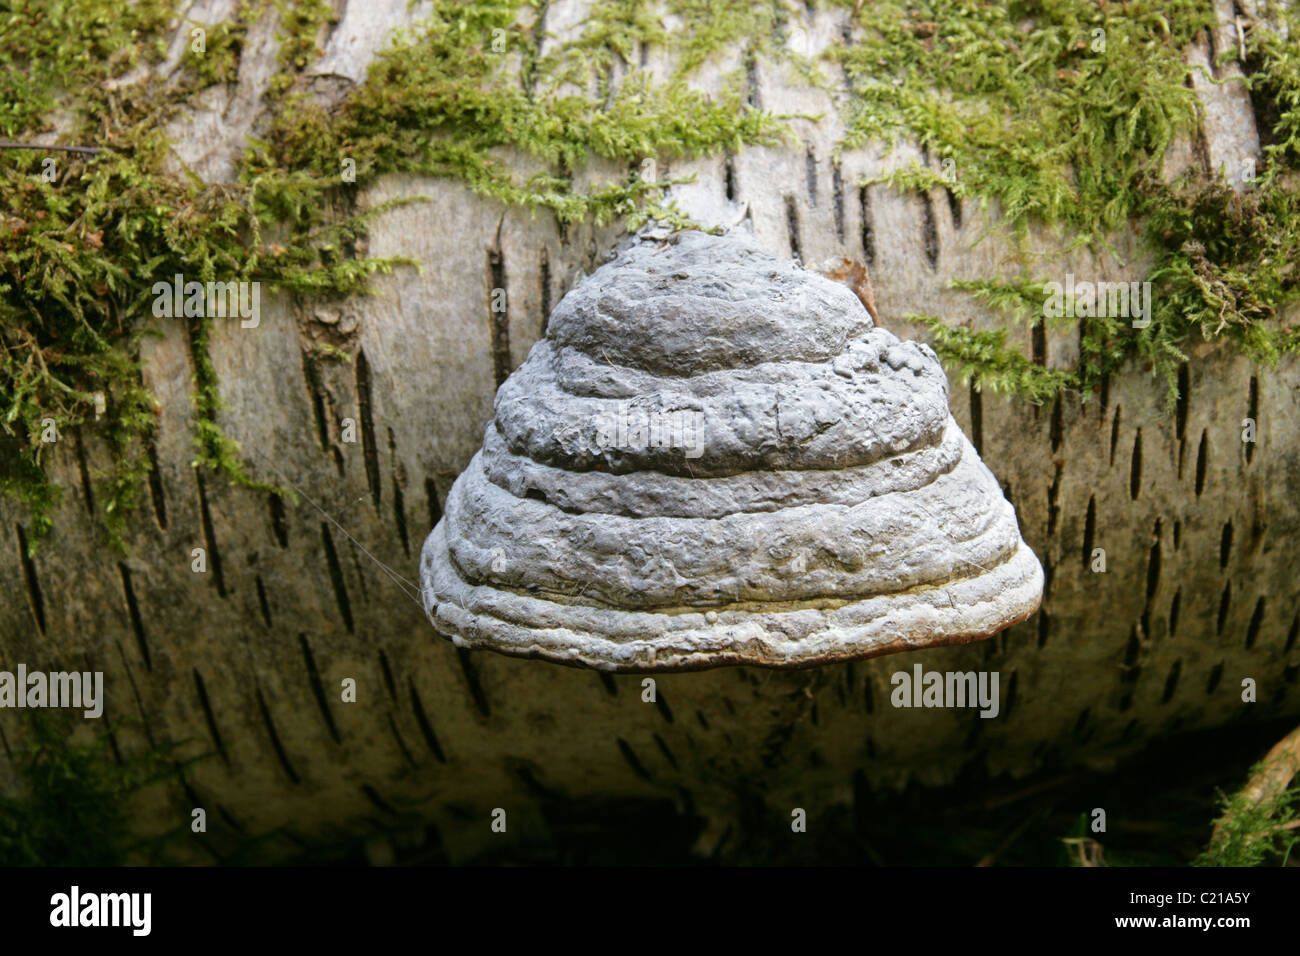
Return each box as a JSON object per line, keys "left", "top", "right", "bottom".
{"left": 420, "top": 228, "right": 1043, "bottom": 671}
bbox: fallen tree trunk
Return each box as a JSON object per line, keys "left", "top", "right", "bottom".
{"left": 1, "top": 0, "right": 1297, "bottom": 863}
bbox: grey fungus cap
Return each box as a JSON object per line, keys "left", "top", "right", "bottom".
{"left": 420, "top": 228, "right": 1043, "bottom": 671}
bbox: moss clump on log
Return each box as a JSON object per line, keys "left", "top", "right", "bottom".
{"left": 0, "top": 713, "right": 188, "bottom": 865}
{"left": 0, "top": 0, "right": 782, "bottom": 548}
{"left": 829, "top": 0, "right": 1300, "bottom": 408}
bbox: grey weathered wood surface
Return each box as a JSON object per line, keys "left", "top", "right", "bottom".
{"left": 0, "top": 0, "right": 1296, "bottom": 861}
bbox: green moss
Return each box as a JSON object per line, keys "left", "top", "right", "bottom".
{"left": 1244, "top": 1, "right": 1300, "bottom": 169}
{"left": 273, "top": 0, "right": 336, "bottom": 71}
{"left": 1137, "top": 170, "right": 1300, "bottom": 403}
{"left": 250, "top": 1, "right": 782, "bottom": 226}
{"left": 0, "top": 712, "right": 191, "bottom": 865}
{"left": 665, "top": 0, "right": 777, "bottom": 77}
{"left": 1194, "top": 758, "right": 1300, "bottom": 866}
{"left": 0, "top": 0, "right": 173, "bottom": 138}
{"left": 830, "top": 0, "right": 1300, "bottom": 408}
{"left": 831, "top": 0, "right": 1211, "bottom": 243}
{"left": 907, "top": 311, "right": 1075, "bottom": 405}
{"left": 1, "top": 0, "right": 780, "bottom": 548}
{"left": 182, "top": 17, "right": 248, "bottom": 88}
{"left": 268, "top": 0, "right": 338, "bottom": 97}
{"left": 9, "top": 0, "right": 1296, "bottom": 545}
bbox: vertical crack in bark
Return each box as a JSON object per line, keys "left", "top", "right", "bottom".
{"left": 388, "top": 714, "right": 416, "bottom": 768}
{"left": 1175, "top": 365, "right": 1190, "bottom": 481}
{"left": 268, "top": 492, "right": 289, "bottom": 549}
{"left": 15, "top": 524, "right": 45, "bottom": 634}
{"left": 300, "top": 634, "right": 340, "bottom": 744}
{"left": 1205, "top": 661, "right": 1224, "bottom": 695}
{"left": 920, "top": 191, "right": 939, "bottom": 269}
{"left": 1246, "top": 375, "right": 1258, "bottom": 465}
{"left": 616, "top": 737, "right": 653, "bottom": 782}
{"left": 146, "top": 437, "right": 168, "bottom": 530}
{"left": 388, "top": 428, "right": 409, "bottom": 558}
{"left": 805, "top": 146, "right": 818, "bottom": 207}
{"left": 539, "top": 247, "right": 552, "bottom": 335}
{"left": 300, "top": 348, "right": 331, "bottom": 453}
{"left": 723, "top": 153, "right": 739, "bottom": 203}
{"left": 1161, "top": 659, "right": 1182, "bottom": 704}
{"left": 195, "top": 472, "right": 226, "bottom": 597}
{"left": 256, "top": 684, "right": 300, "bottom": 784}
{"left": 1129, "top": 428, "right": 1143, "bottom": 500}
{"left": 378, "top": 649, "right": 398, "bottom": 702}
{"left": 74, "top": 428, "right": 96, "bottom": 516}
{"left": 255, "top": 574, "right": 273, "bottom": 628}
{"left": 118, "top": 562, "right": 150, "bottom": 670}
{"left": 653, "top": 733, "right": 679, "bottom": 770}
{"left": 1216, "top": 581, "right": 1232, "bottom": 636}
{"left": 355, "top": 349, "right": 381, "bottom": 510}
{"left": 784, "top": 194, "right": 802, "bottom": 261}
{"left": 1082, "top": 494, "right": 1096, "bottom": 568}
{"left": 1109, "top": 406, "right": 1122, "bottom": 466}
{"left": 858, "top": 185, "right": 876, "bottom": 265}
{"left": 1049, "top": 395, "right": 1064, "bottom": 452}
{"left": 1245, "top": 597, "right": 1264, "bottom": 650}
{"left": 320, "top": 522, "right": 354, "bottom": 634}
{"left": 1195, "top": 429, "right": 1209, "bottom": 495}
{"left": 487, "top": 242, "right": 512, "bottom": 389}
{"left": 193, "top": 669, "right": 228, "bottom": 764}
{"left": 1046, "top": 467, "right": 1062, "bottom": 538}
{"left": 409, "top": 681, "right": 447, "bottom": 763}
{"left": 456, "top": 647, "right": 491, "bottom": 718}
{"left": 945, "top": 186, "right": 962, "bottom": 229}
{"left": 85, "top": 652, "right": 123, "bottom": 765}
{"left": 831, "top": 159, "right": 844, "bottom": 241}
{"left": 361, "top": 784, "right": 397, "bottom": 816}
{"left": 654, "top": 692, "right": 674, "bottom": 724}
{"left": 115, "top": 637, "right": 156, "bottom": 747}
{"left": 744, "top": 45, "right": 761, "bottom": 109}
{"left": 1031, "top": 320, "right": 1047, "bottom": 367}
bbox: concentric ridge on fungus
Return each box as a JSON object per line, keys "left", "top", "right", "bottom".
{"left": 420, "top": 228, "right": 1044, "bottom": 671}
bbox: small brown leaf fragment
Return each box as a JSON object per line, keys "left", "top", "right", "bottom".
{"left": 817, "top": 256, "right": 879, "bottom": 324}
